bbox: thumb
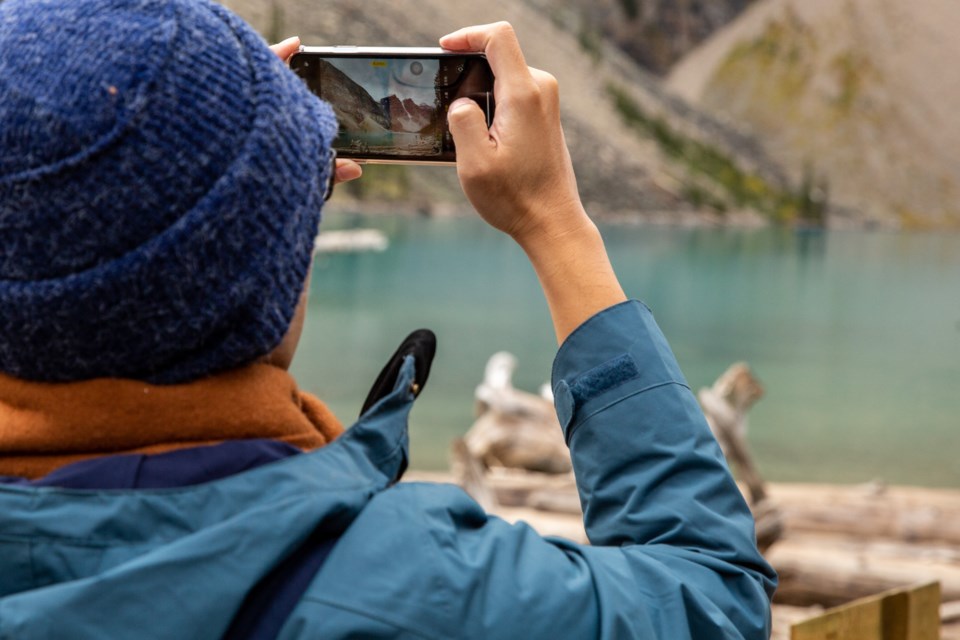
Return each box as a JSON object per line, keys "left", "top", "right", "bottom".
{"left": 447, "top": 98, "right": 493, "bottom": 162}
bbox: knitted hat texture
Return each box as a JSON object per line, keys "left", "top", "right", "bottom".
{"left": 0, "top": 0, "right": 337, "bottom": 383}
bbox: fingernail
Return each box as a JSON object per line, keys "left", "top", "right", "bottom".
{"left": 280, "top": 35, "right": 300, "bottom": 46}
{"left": 438, "top": 29, "right": 461, "bottom": 45}
{"left": 448, "top": 98, "right": 473, "bottom": 114}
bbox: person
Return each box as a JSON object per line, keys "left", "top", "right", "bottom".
{"left": 0, "top": 0, "right": 776, "bottom": 638}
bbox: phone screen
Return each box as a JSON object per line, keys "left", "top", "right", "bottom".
{"left": 291, "top": 53, "right": 493, "bottom": 163}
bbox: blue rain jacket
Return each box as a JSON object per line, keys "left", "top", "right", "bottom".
{"left": 0, "top": 300, "right": 776, "bottom": 638}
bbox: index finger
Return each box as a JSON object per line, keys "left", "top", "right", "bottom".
{"left": 439, "top": 22, "right": 536, "bottom": 96}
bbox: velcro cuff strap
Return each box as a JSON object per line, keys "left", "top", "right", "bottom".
{"left": 554, "top": 353, "right": 640, "bottom": 436}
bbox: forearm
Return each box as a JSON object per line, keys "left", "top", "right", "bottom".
{"left": 513, "top": 207, "right": 626, "bottom": 344}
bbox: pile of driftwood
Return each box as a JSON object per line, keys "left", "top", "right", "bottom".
{"left": 456, "top": 354, "right": 783, "bottom": 549}
{"left": 436, "top": 354, "right": 960, "bottom": 638}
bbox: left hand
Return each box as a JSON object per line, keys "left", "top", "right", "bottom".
{"left": 270, "top": 37, "right": 362, "bottom": 185}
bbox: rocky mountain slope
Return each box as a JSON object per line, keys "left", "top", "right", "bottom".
{"left": 307, "top": 60, "right": 391, "bottom": 133}
{"left": 221, "top": 0, "right": 825, "bottom": 224}
{"left": 668, "top": 0, "right": 960, "bottom": 228}
{"left": 529, "top": 0, "right": 757, "bottom": 75}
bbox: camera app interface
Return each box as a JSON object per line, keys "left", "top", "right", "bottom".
{"left": 294, "top": 55, "right": 493, "bottom": 161}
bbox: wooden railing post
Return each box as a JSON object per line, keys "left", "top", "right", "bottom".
{"left": 791, "top": 582, "right": 941, "bottom": 640}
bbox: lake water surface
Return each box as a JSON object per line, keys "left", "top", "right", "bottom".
{"left": 293, "top": 214, "right": 960, "bottom": 487}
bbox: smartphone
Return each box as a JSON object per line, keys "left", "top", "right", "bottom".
{"left": 290, "top": 47, "right": 494, "bottom": 164}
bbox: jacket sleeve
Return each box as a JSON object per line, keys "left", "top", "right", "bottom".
{"left": 289, "top": 300, "right": 776, "bottom": 639}
{"left": 545, "top": 299, "right": 777, "bottom": 638}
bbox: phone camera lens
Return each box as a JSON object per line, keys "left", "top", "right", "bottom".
{"left": 410, "top": 61, "right": 423, "bottom": 76}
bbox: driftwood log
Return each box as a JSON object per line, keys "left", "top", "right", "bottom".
{"left": 463, "top": 352, "right": 571, "bottom": 474}
{"left": 698, "top": 362, "right": 783, "bottom": 551}
{"left": 698, "top": 362, "right": 768, "bottom": 503}
{"left": 769, "top": 534, "right": 960, "bottom": 608}
{"left": 765, "top": 483, "right": 960, "bottom": 609}
{"left": 769, "top": 483, "right": 960, "bottom": 546}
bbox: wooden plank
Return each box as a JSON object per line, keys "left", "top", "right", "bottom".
{"left": 791, "top": 596, "right": 882, "bottom": 640}
{"left": 905, "top": 582, "right": 941, "bottom": 640}
{"left": 791, "top": 582, "right": 940, "bottom": 640}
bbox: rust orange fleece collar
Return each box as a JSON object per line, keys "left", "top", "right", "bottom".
{"left": 0, "top": 364, "right": 343, "bottom": 480}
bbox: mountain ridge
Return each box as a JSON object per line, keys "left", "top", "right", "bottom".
{"left": 528, "top": 0, "right": 758, "bottom": 75}
{"left": 667, "top": 0, "right": 960, "bottom": 228}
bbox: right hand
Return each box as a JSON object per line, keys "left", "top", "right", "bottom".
{"left": 440, "top": 23, "right": 626, "bottom": 344}
{"left": 440, "top": 23, "right": 590, "bottom": 245}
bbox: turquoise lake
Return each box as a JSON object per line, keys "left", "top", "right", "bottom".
{"left": 292, "top": 214, "right": 960, "bottom": 487}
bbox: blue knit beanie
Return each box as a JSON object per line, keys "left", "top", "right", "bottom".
{"left": 0, "top": 0, "right": 338, "bottom": 383}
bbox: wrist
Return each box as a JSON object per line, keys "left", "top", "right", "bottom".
{"left": 509, "top": 201, "right": 596, "bottom": 256}
{"left": 513, "top": 208, "right": 627, "bottom": 343}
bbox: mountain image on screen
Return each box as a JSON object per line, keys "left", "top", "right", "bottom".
{"left": 318, "top": 59, "right": 442, "bottom": 156}
{"left": 381, "top": 96, "right": 435, "bottom": 133}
